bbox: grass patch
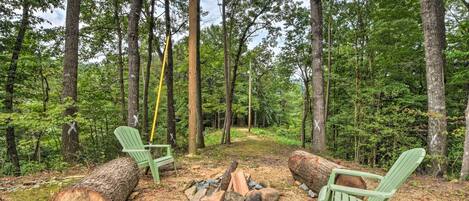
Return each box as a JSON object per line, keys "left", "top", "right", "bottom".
{"left": 250, "top": 127, "right": 302, "bottom": 147}
{"left": 204, "top": 128, "right": 247, "bottom": 146}
{"left": 5, "top": 178, "right": 78, "bottom": 201}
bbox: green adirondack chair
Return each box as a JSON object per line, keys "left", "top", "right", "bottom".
{"left": 114, "top": 126, "right": 176, "bottom": 183}
{"left": 318, "top": 148, "right": 426, "bottom": 201}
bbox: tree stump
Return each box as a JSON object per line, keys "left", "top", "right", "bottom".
{"left": 53, "top": 157, "right": 139, "bottom": 201}
{"left": 288, "top": 150, "right": 366, "bottom": 193}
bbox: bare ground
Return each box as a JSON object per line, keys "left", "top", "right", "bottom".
{"left": 2, "top": 128, "right": 469, "bottom": 200}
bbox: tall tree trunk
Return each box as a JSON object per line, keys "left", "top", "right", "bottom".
{"left": 164, "top": 0, "right": 177, "bottom": 147}
{"left": 196, "top": 0, "right": 205, "bottom": 148}
{"left": 301, "top": 79, "right": 310, "bottom": 149}
{"left": 325, "top": 1, "right": 333, "bottom": 122}
{"left": 310, "top": 0, "right": 326, "bottom": 153}
{"left": 420, "top": 0, "right": 448, "bottom": 177}
{"left": 221, "top": 0, "right": 232, "bottom": 144}
{"left": 62, "top": 0, "right": 81, "bottom": 162}
{"left": 460, "top": 95, "right": 469, "bottom": 180}
{"left": 4, "top": 1, "right": 30, "bottom": 176}
{"left": 113, "top": 0, "right": 126, "bottom": 124}
{"left": 127, "top": 0, "right": 143, "bottom": 128}
{"left": 188, "top": 0, "right": 199, "bottom": 155}
{"left": 143, "top": 0, "right": 155, "bottom": 139}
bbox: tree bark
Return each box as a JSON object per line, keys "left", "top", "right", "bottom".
{"left": 420, "top": 0, "right": 448, "bottom": 177}
{"left": 62, "top": 0, "right": 81, "bottom": 162}
{"left": 113, "top": 0, "right": 126, "bottom": 124}
{"left": 325, "top": 2, "right": 333, "bottom": 122}
{"left": 197, "top": 0, "right": 205, "bottom": 148}
{"left": 221, "top": 0, "right": 232, "bottom": 144}
{"left": 301, "top": 79, "right": 310, "bottom": 149}
{"left": 196, "top": 0, "right": 205, "bottom": 148}
{"left": 143, "top": 0, "right": 155, "bottom": 139}
{"left": 460, "top": 95, "right": 469, "bottom": 180}
{"left": 127, "top": 0, "right": 142, "bottom": 128}
{"left": 4, "top": 1, "right": 30, "bottom": 176}
{"left": 53, "top": 157, "right": 139, "bottom": 201}
{"left": 288, "top": 150, "right": 367, "bottom": 193}
{"left": 310, "top": 0, "right": 326, "bottom": 153}
{"left": 188, "top": 0, "right": 199, "bottom": 155}
{"left": 164, "top": 0, "right": 177, "bottom": 148}
{"left": 220, "top": 161, "right": 238, "bottom": 191}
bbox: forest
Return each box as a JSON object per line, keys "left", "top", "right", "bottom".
{"left": 1, "top": 0, "right": 469, "bottom": 200}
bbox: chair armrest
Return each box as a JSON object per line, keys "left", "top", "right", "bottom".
{"left": 122, "top": 149, "right": 148, "bottom": 153}
{"left": 144, "top": 144, "right": 171, "bottom": 148}
{"left": 144, "top": 144, "right": 172, "bottom": 156}
{"left": 332, "top": 168, "right": 384, "bottom": 180}
{"left": 329, "top": 184, "right": 395, "bottom": 199}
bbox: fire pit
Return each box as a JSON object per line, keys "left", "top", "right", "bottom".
{"left": 184, "top": 161, "right": 280, "bottom": 201}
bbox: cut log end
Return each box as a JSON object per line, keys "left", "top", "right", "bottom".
{"left": 288, "top": 150, "right": 367, "bottom": 193}
{"left": 54, "top": 188, "right": 107, "bottom": 201}
{"left": 53, "top": 157, "right": 139, "bottom": 201}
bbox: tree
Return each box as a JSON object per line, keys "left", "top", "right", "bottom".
{"left": 221, "top": 0, "right": 281, "bottom": 144}
{"left": 188, "top": 0, "right": 199, "bottom": 155}
{"left": 113, "top": 0, "right": 126, "bottom": 124}
{"left": 221, "top": 0, "right": 232, "bottom": 144}
{"left": 310, "top": 0, "right": 326, "bottom": 153}
{"left": 461, "top": 95, "right": 469, "bottom": 180}
{"left": 281, "top": 2, "right": 312, "bottom": 148}
{"left": 420, "top": 0, "right": 448, "bottom": 177}
{"left": 143, "top": 0, "right": 155, "bottom": 137}
{"left": 164, "top": 0, "right": 177, "bottom": 147}
{"left": 127, "top": 0, "right": 143, "bottom": 128}
{"left": 62, "top": 0, "right": 81, "bottom": 162}
{"left": 4, "top": 0, "right": 30, "bottom": 176}
{"left": 196, "top": 0, "right": 205, "bottom": 148}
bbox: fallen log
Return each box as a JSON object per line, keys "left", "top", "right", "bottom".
{"left": 53, "top": 157, "right": 139, "bottom": 201}
{"left": 288, "top": 150, "right": 366, "bottom": 193}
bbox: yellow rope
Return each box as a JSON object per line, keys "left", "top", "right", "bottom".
{"left": 150, "top": 36, "right": 170, "bottom": 143}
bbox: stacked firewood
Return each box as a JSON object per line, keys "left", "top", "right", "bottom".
{"left": 184, "top": 161, "right": 280, "bottom": 201}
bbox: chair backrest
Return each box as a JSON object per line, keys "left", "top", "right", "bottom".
{"left": 368, "top": 148, "right": 426, "bottom": 201}
{"left": 114, "top": 126, "right": 148, "bottom": 163}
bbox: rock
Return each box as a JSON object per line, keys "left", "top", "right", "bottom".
{"left": 185, "top": 180, "right": 197, "bottom": 190}
{"left": 299, "top": 183, "right": 309, "bottom": 191}
{"left": 191, "top": 188, "right": 207, "bottom": 201}
{"left": 246, "top": 190, "right": 262, "bottom": 201}
{"left": 258, "top": 188, "right": 280, "bottom": 201}
{"left": 184, "top": 185, "right": 197, "bottom": 200}
{"left": 207, "top": 179, "right": 218, "bottom": 186}
{"left": 197, "top": 181, "right": 210, "bottom": 191}
{"left": 254, "top": 184, "right": 263, "bottom": 190}
{"left": 307, "top": 190, "right": 317, "bottom": 198}
{"left": 248, "top": 180, "right": 258, "bottom": 189}
{"left": 202, "top": 190, "right": 226, "bottom": 201}
{"left": 224, "top": 191, "right": 244, "bottom": 201}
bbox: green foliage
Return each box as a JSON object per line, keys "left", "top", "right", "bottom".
{"left": 251, "top": 127, "right": 302, "bottom": 147}
{"left": 0, "top": 0, "right": 468, "bottom": 179}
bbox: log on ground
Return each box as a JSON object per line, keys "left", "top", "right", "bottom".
{"left": 219, "top": 160, "right": 238, "bottom": 191}
{"left": 53, "top": 157, "right": 139, "bottom": 201}
{"left": 288, "top": 150, "right": 366, "bottom": 193}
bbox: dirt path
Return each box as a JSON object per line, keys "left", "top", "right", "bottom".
{"left": 134, "top": 128, "right": 308, "bottom": 200}
{"left": 2, "top": 128, "right": 469, "bottom": 200}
